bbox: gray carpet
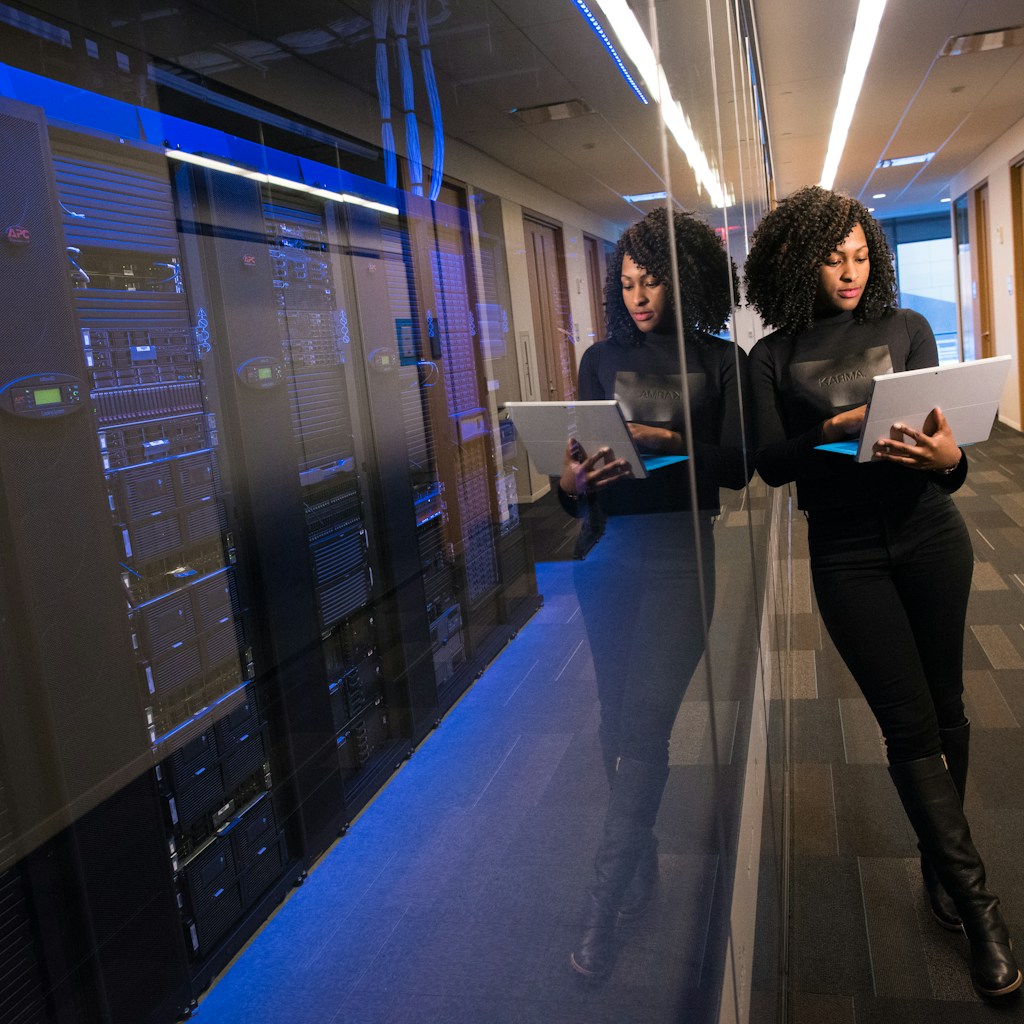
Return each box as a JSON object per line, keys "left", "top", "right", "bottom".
{"left": 780, "top": 421, "right": 1024, "bottom": 1022}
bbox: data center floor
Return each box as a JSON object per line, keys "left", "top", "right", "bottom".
{"left": 189, "top": 424, "right": 1024, "bottom": 1024}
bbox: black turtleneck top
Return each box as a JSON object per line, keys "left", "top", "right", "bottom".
{"left": 748, "top": 308, "right": 967, "bottom": 512}
{"left": 572, "top": 329, "right": 750, "bottom": 515}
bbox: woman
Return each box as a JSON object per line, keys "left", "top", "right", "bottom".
{"left": 744, "top": 185, "right": 1021, "bottom": 998}
{"left": 559, "top": 207, "right": 750, "bottom": 978}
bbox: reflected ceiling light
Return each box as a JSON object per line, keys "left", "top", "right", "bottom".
{"left": 940, "top": 197, "right": 952, "bottom": 203}
{"left": 876, "top": 152, "right": 934, "bottom": 168}
{"left": 578, "top": 0, "right": 730, "bottom": 208}
{"left": 872, "top": 192, "right": 886, "bottom": 198}
{"left": 571, "top": 1, "right": 648, "bottom": 104}
{"left": 941, "top": 25, "right": 1024, "bottom": 57}
{"left": 622, "top": 191, "right": 668, "bottom": 202}
{"left": 820, "top": 0, "right": 888, "bottom": 190}
{"left": 165, "top": 149, "right": 399, "bottom": 215}
{"left": 509, "top": 99, "right": 595, "bottom": 124}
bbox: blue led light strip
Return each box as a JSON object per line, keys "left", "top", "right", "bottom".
{"left": 571, "top": 0, "right": 649, "bottom": 104}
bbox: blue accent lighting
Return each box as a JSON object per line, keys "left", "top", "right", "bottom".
{"left": 571, "top": 1, "right": 649, "bottom": 104}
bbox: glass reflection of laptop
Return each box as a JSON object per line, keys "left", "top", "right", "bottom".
{"left": 504, "top": 400, "right": 688, "bottom": 479}
{"left": 816, "top": 355, "right": 1011, "bottom": 463}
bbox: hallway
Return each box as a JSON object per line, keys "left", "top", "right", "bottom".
{"left": 187, "top": 426, "right": 1024, "bottom": 1024}
{"left": 782, "top": 421, "right": 1024, "bottom": 1023}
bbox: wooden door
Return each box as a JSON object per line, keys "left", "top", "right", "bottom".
{"left": 971, "top": 184, "right": 995, "bottom": 359}
{"left": 1011, "top": 164, "right": 1024, "bottom": 427}
{"left": 584, "top": 234, "right": 607, "bottom": 347}
{"left": 523, "top": 216, "right": 576, "bottom": 401}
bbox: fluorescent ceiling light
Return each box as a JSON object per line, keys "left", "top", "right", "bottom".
{"left": 166, "top": 149, "right": 266, "bottom": 180}
{"left": 166, "top": 149, "right": 399, "bottom": 215}
{"left": 876, "top": 152, "right": 934, "bottom": 168}
{"left": 622, "top": 191, "right": 668, "bottom": 203}
{"left": 872, "top": 192, "right": 886, "bottom": 198}
{"left": 583, "top": 0, "right": 729, "bottom": 208}
{"left": 941, "top": 25, "right": 1024, "bottom": 57}
{"left": 571, "top": 2, "right": 648, "bottom": 103}
{"left": 509, "top": 99, "right": 595, "bottom": 124}
{"left": 940, "top": 197, "right": 952, "bottom": 203}
{"left": 820, "top": 0, "right": 888, "bottom": 190}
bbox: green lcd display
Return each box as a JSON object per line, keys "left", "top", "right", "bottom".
{"left": 258, "top": 367, "right": 273, "bottom": 380}
{"left": 33, "top": 387, "right": 62, "bottom": 406}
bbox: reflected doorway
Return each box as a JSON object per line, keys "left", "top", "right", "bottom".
{"left": 1012, "top": 163, "right": 1024, "bottom": 424}
{"left": 973, "top": 183, "right": 996, "bottom": 359}
{"left": 524, "top": 215, "right": 577, "bottom": 401}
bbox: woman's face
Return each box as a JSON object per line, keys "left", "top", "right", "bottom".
{"left": 621, "top": 253, "right": 669, "bottom": 333}
{"left": 815, "top": 222, "right": 870, "bottom": 314}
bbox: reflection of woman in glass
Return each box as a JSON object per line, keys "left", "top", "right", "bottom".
{"left": 558, "top": 208, "right": 750, "bottom": 979}
{"left": 744, "top": 186, "right": 1020, "bottom": 998}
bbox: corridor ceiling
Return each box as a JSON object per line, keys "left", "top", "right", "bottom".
{"left": 18, "top": 0, "right": 1024, "bottom": 228}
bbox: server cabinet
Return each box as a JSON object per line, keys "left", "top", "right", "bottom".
{"left": 171, "top": 166, "right": 350, "bottom": 863}
{"left": 395, "top": 189, "right": 540, "bottom": 713}
{"left": 0, "top": 98, "right": 191, "bottom": 1024}
{"left": 49, "top": 128, "right": 298, "bottom": 994}
{"left": 175, "top": 163, "right": 436, "bottom": 840}
{"left": 260, "top": 192, "right": 434, "bottom": 801}
{"left": 0, "top": 85, "right": 540, "bottom": 1024}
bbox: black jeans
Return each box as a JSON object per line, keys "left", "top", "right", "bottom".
{"left": 574, "top": 511, "right": 716, "bottom": 767}
{"left": 808, "top": 485, "right": 973, "bottom": 764}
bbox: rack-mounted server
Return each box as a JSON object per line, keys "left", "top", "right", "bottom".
{"left": 0, "top": 89, "right": 539, "bottom": 1024}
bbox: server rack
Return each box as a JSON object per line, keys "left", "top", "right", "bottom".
{"left": 396, "top": 188, "right": 541, "bottom": 714}
{"left": 47, "top": 126, "right": 300, "bottom": 999}
{"left": 0, "top": 98, "right": 192, "bottom": 1024}
{"left": 0, "top": 84, "right": 540, "bottom": 1024}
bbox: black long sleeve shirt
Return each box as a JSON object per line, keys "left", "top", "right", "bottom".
{"left": 748, "top": 308, "right": 967, "bottom": 512}
{"left": 573, "top": 329, "right": 750, "bottom": 515}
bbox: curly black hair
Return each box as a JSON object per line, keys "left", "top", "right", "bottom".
{"left": 604, "top": 206, "right": 738, "bottom": 346}
{"left": 743, "top": 185, "right": 897, "bottom": 335}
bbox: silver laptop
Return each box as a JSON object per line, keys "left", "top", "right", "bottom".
{"left": 504, "top": 400, "right": 687, "bottom": 478}
{"left": 817, "top": 355, "right": 1011, "bottom": 462}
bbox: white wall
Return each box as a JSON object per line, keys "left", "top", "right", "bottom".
{"left": 949, "top": 113, "right": 1024, "bottom": 431}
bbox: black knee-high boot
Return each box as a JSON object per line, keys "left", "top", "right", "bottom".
{"left": 920, "top": 721, "right": 970, "bottom": 929}
{"left": 618, "top": 833, "right": 659, "bottom": 920}
{"left": 889, "top": 755, "right": 1022, "bottom": 997}
{"left": 597, "top": 734, "right": 660, "bottom": 922}
{"left": 571, "top": 757, "right": 668, "bottom": 978}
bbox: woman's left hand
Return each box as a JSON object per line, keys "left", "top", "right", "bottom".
{"left": 870, "top": 406, "right": 962, "bottom": 472}
{"left": 627, "top": 423, "right": 683, "bottom": 455}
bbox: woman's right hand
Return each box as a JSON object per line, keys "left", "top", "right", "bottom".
{"left": 559, "top": 438, "right": 633, "bottom": 496}
{"left": 821, "top": 404, "right": 867, "bottom": 443}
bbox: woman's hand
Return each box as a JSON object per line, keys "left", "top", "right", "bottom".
{"left": 559, "top": 438, "right": 633, "bottom": 497}
{"left": 821, "top": 404, "right": 867, "bottom": 443}
{"left": 627, "top": 422, "right": 683, "bottom": 454}
{"left": 869, "top": 406, "right": 962, "bottom": 472}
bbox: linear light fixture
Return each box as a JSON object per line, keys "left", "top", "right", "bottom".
{"left": 820, "top": 0, "right": 888, "bottom": 190}
{"left": 941, "top": 25, "right": 1024, "bottom": 57}
{"left": 165, "top": 149, "right": 400, "bottom": 215}
{"left": 571, "top": 1, "right": 648, "bottom": 104}
{"left": 622, "top": 191, "right": 668, "bottom": 203}
{"left": 579, "top": 0, "right": 729, "bottom": 208}
{"left": 509, "top": 98, "right": 595, "bottom": 124}
{"left": 876, "top": 152, "right": 934, "bottom": 169}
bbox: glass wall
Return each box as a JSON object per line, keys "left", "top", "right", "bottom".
{"left": 0, "top": 3, "right": 783, "bottom": 1023}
